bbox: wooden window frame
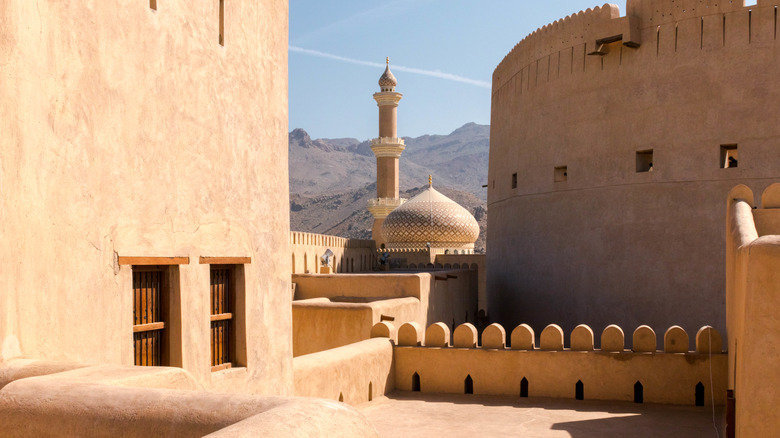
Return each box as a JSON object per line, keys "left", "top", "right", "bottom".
{"left": 132, "top": 266, "right": 166, "bottom": 367}
{"left": 131, "top": 265, "right": 183, "bottom": 368}
{"left": 210, "top": 265, "right": 235, "bottom": 372}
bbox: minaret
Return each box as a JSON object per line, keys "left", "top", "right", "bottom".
{"left": 367, "top": 58, "right": 406, "bottom": 245}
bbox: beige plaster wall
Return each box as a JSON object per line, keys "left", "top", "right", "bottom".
{"left": 290, "top": 231, "right": 376, "bottom": 274}
{"left": 0, "top": 360, "right": 377, "bottom": 437}
{"left": 292, "top": 271, "right": 477, "bottom": 356}
{"left": 434, "top": 254, "right": 487, "bottom": 313}
{"left": 487, "top": 0, "right": 780, "bottom": 347}
{"left": 294, "top": 338, "right": 394, "bottom": 406}
{"left": 725, "top": 184, "right": 780, "bottom": 438}
{"left": 292, "top": 298, "right": 418, "bottom": 357}
{"left": 0, "top": 1, "right": 291, "bottom": 394}
{"left": 392, "top": 322, "right": 727, "bottom": 406}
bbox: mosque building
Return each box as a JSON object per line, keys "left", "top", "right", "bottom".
{"left": 367, "top": 60, "right": 481, "bottom": 267}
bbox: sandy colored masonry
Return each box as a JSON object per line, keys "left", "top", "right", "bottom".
{"left": 487, "top": 0, "right": 780, "bottom": 347}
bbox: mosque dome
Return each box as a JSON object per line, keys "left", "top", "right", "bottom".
{"left": 378, "top": 58, "right": 397, "bottom": 91}
{"left": 382, "top": 184, "right": 480, "bottom": 251}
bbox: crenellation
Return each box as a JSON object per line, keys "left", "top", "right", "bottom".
{"left": 632, "top": 325, "right": 658, "bottom": 352}
{"left": 510, "top": 324, "right": 535, "bottom": 350}
{"left": 452, "top": 323, "right": 478, "bottom": 348}
{"left": 398, "top": 322, "right": 422, "bottom": 347}
{"left": 663, "top": 326, "right": 689, "bottom": 353}
{"left": 540, "top": 324, "right": 565, "bottom": 351}
{"left": 481, "top": 323, "right": 506, "bottom": 349}
{"left": 394, "top": 322, "right": 727, "bottom": 405}
{"left": 493, "top": 1, "right": 780, "bottom": 94}
{"left": 695, "top": 326, "right": 723, "bottom": 353}
{"left": 601, "top": 325, "right": 625, "bottom": 352}
{"left": 424, "top": 322, "right": 450, "bottom": 348}
{"left": 570, "top": 324, "right": 595, "bottom": 351}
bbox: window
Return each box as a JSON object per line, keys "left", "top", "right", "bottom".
{"left": 122, "top": 257, "right": 187, "bottom": 368}
{"left": 199, "top": 257, "right": 249, "bottom": 371}
{"left": 218, "top": 0, "right": 225, "bottom": 46}
{"left": 721, "top": 145, "right": 738, "bottom": 168}
{"left": 554, "top": 166, "right": 568, "bottom": 182}
{"left": 636, "top": 150, "right": 654, "bottom": 173}
{"left": 210, "top": 266, "right": 234, "bottom": 371}
{"left": 511, "top": 173, "right": 518, "bottom": 189}
{"left": 133, "top": 267, "right": 165, "bottom": 366}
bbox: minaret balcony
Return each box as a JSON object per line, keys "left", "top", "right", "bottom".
{"left": 367, "top": 197, "right": 406, "bottom": 218}
{"left": 370, "top": 137, "right": 406, "bottom": 158}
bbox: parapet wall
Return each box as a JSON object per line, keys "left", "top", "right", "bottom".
{"left": 494, "top": 1, "right": 775, "bottom": 91}
{"left": 292, "top": 271, "right": 478, "bottom": 356}
{"left": 726, "top": 183, "right": 780, "bottom": 437}
{"left": 382, "top": 321, "right": 726, "bottom": 406}
{"left": 290, "top": 231, "right": 376, "bottom": 274}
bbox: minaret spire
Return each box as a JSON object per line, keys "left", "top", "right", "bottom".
{"left": 367, "top": 58, "right": 406, "bottom": 245}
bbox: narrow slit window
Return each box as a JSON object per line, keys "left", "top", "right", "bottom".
{"left": 511, "top": 172, "right": 518, "bottom": 189}
{"left": 634, "top": 381, "right": 644, "bottom": 403}
{"left": 636, "top": 150, "right": 654, "bottom": 173}
{"left": 219, "top": 0, "right": 225, "bottom": 46}
{"left": 695, "top": 382, "right": 705, "bottom": 406}
{"left": 721, "top": 145, "right": 738, "bottom": 168}
{"left": 554, "top": 166, "right": 568, "bottom": 182}
{"left": 464, "top": 375, "right": 474, "bottom": 394}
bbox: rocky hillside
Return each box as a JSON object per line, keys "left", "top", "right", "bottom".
{"left": 289, "top": 123, "right": 489, "bottom": 252}
{"left": 289, "top": 123, "right": 489, "bottom": 199}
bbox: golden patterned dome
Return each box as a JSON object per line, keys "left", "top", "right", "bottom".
{"left": 382, "top": 184, "right": 479, "bottom": 250}
{"left": 378, "top": 57, "right": 397, "bottom": 91}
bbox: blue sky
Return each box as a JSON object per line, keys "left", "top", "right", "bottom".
{"left": 290, "top": 1, "right": 627, "bottom": 140}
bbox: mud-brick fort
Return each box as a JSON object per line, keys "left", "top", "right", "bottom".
{"left": 1, "top": 1, "right": 779, "bottom": 437}
{"left": 488, "top": 0, "right": 780, "bottom": 344}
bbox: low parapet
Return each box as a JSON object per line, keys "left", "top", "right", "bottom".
{"left": 381, "top": 321, "right": 726, "bottom": 405}
{"left": 391, "top": 321, "right": 723, "bottom": 353}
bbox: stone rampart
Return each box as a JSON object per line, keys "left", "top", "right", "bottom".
{"left": 290, "top": 231, "right": 376, "bottom": 274}
{"left": 487, "top": 0, "right": 780, "bottom": 348}
{"left": 385, "top": 321, "right": 726, "bottom": 406}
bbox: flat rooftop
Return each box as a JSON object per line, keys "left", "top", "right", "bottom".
{"left": 359, "top": 392, "right": 724, "bottom": 438}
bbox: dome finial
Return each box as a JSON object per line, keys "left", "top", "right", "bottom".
{"left": 428, "top": 175, "right": 432, "bottom": 187}
{"left": 378, "top": 58, "right": 398, "bottom": 91}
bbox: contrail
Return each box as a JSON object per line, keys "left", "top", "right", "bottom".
{"left": 289, "top": 46, "right": 491, "bottom": 89}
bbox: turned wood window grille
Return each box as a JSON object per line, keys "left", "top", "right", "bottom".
{"left": 133, "top": 268, "right": 165, "bottom": 366}
{"left": 211, "top": 266, "right": 234, "bottom": 370}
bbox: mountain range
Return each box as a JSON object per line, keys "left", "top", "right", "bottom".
{"left": 289, "top": 123, "right": 489, "bottom": 252}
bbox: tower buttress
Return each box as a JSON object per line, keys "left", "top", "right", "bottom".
{"left": 367, "top": 58, "right": 406, "bottom": 245}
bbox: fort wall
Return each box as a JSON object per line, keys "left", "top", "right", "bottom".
{"left": 488, "top": 0, "right": 780, "bottom": 346}
{"left": 293, "top": 338, "right": 394, "bottom": 406}
{"left": 725, "top": 183, "right": 780, "bottom": 437}
{"left": 0, "top": 359, "right": 376, "bottom": 437}
{"left": 0, "top": 1, "right": 291, "bottom": 394}
{"left": 290, "top": 231, "right": 376, "bottom": 274}
{"left": 292, "top": 271, "right": 478, "bottom": 356}
{"left": 388, "top": 321, "right": 726, "bottom": 406}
